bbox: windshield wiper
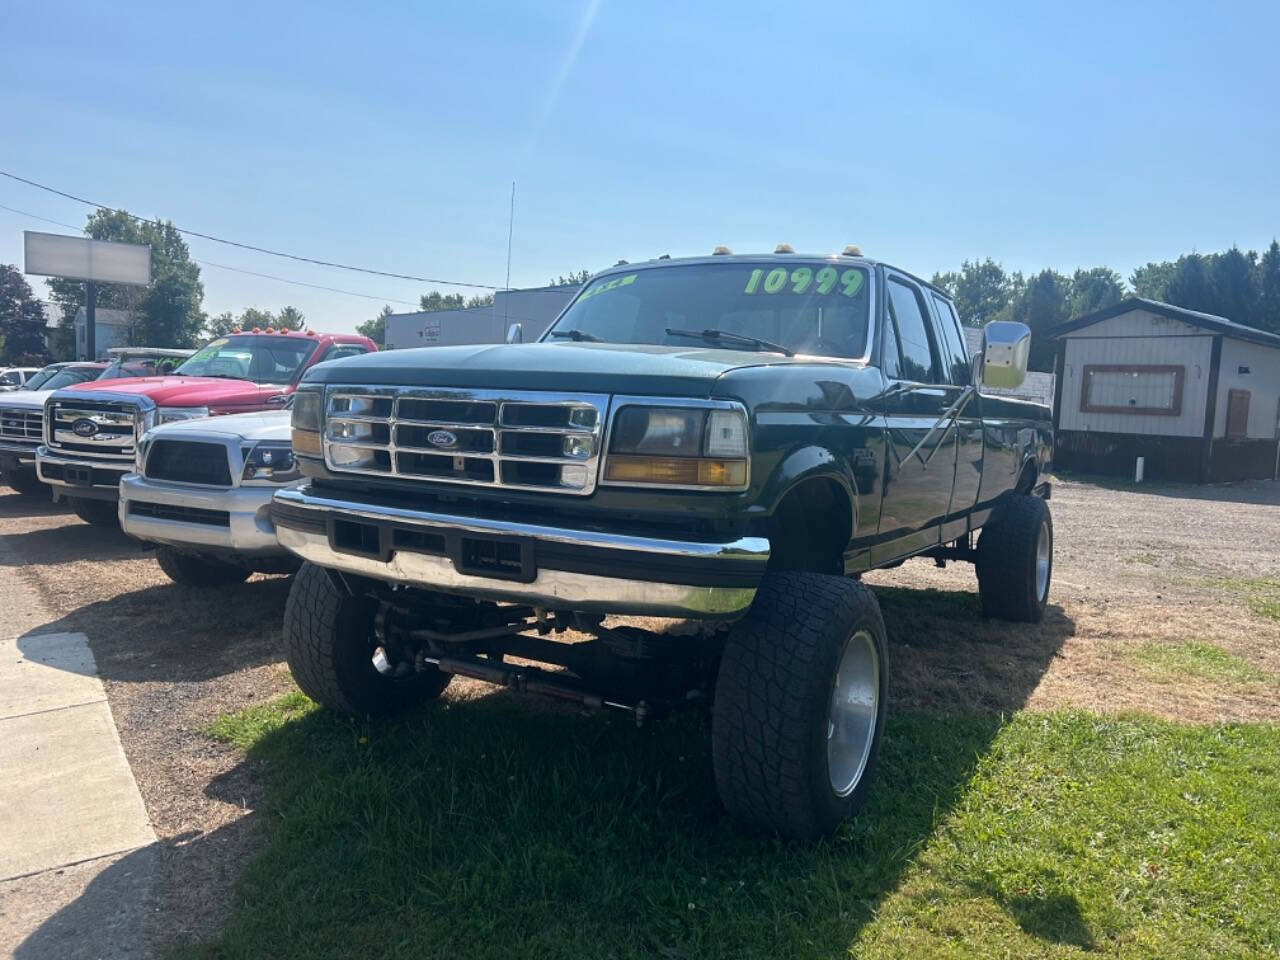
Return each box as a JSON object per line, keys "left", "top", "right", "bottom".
{"left": 548, "top": 329, "right": 601, "bottom": 343}
{"left": 665, "top": 327, "right": 794, "bottom": 357}
{"left": 187, "top": 372, "right": 249, "bottom": 380}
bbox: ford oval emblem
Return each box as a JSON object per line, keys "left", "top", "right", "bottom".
{"left": 72, "top": 417, "right": 99, "bottom": 438}
{"left": 427, "top": 429, "right": 458, "bottom": 449}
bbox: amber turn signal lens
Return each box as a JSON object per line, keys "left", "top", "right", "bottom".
{"left": 291, "top": 428, "right": 322, "bottom": 458}
{"left": 604, "top": 455, "right": 746, "bottom": 487}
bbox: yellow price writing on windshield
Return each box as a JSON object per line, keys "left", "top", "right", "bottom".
{"left": 743, "top": 266, "right": 864, "bottom": 298}
{"left": 577, "top": 273, "right": 637, "bottom": 303}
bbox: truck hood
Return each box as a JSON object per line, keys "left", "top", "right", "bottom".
{"left": 65, "top": 376, "right": 282, "bottom": 409}
{"left": 147, "top": 409, "right": 292, "bottom": 443}
{"left": 299, "top": 342, "right": 827, "bottom": 397}
{"left": 0, "top": 389, "right": 52, "bottom": 411}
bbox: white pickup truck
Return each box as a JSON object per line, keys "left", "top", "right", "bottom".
{"left": 120, "top": 409, "right": 303, "bottom": 584}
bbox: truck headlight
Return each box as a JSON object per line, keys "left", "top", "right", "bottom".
{"left": 156, "top": 406, "right": 209, "bottom": 424}
{"left": 242, "top": 441, "right": 300, "bottom": 482}
{"left": 290, "top": 388, "right": 323, "bottom": 457}
{"left": 604, "top": 404, "right": 749, "bottom": 489}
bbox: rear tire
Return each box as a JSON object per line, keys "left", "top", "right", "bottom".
{"left": 284, "top": 562, "right": 452, "bottom": 715}
{"left": 975, "top": 494, "right": 1053, "bottom": 623}
{"left": 712, "top": 572, "right": 888, "bottom": 841}
{"left": 70, "top": 497, "right": 119, "bottom": 527}
{"left": 155, "top": 546, "right": 252, "bottom": 586}
{"left": 4, "top": 468, "right": 46, "bottom": 497}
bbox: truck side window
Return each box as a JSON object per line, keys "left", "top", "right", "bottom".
{"left": 323, "top": 344, "right": 369, "bottom": 362}
{"left": 929, "top": 294, "right": 971, "bottom": 386}
{"left": 885, "top": 279, "right": 939, "bottom": 383}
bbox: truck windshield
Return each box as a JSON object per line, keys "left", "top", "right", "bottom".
{"left": 176, "top": 335, "right": 317, "bottom": 385}
{"left": 545, "top": 261, "right": 872, "bottom": 359}
{"left": 39, "top": 366, "right": 106, "bottom": 390}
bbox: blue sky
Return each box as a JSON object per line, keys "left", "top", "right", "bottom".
{"left": 3, "top": 0, "right": 1278, "bottom": 333}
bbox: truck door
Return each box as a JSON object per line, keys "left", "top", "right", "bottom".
{"left": 928, "top": 292, "right": 983, "bottom": 540}
{"left": 870, "top": 273, "right": 958, "bottom": 564}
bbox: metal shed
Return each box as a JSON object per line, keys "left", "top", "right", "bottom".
{"left": 1050, "top": 298, "right": 1280, "bottom": 482}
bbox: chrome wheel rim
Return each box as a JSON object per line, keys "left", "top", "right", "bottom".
{"left": 1035, "top": 518, "right": 1051, "bottom": 602}
{"left": 827, "top": 628, "right": 880, "bottom": 798}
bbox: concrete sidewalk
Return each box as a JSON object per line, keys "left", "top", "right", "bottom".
{"left": 0, "top": 559, "right": 156, "bottom": 959}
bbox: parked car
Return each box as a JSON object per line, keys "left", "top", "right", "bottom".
{"left": 0, "top": 362, "right": 116, "bottom": 495}
{"left": 120, "top": 408, "right": 302, "bottom": 584}
{"left": 0, "top": 367, "right": 42, "bottom": 392}
{"left": 271, "top": 249, "right": 1053, "bottom": 840}
{"left": 36, "top": 329, "right": 375, "bottom": 524}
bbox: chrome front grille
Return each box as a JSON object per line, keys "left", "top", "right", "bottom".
{"left": 323, "top": 387, "right": 609, "bottom": 495}
{"left": 46, "top": 399, "right": 138, "bottom": 459}
{"left": 0, "top": 407, "right": 42, "bottom": 445}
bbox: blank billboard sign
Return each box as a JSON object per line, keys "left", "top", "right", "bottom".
{"left": 24, "top": 231, "right": 151, "bottom": 286}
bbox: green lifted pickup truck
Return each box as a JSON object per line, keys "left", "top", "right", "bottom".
{"left": 273, "top": 249, "right": 1053, "bottom": 839}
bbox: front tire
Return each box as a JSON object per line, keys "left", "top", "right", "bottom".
{"left": 712, "top": 572, "right": 889, "bottom": 841}
{"left": 70, "top": 497, "right": 119, "bottom": 527}
{"left": 975, "top": 494, "right": 1053, "bottom": 623}
{"left": 283, "top": 562, "right": 452, "bottom": 715}
{"left": 155, "top": 546, "right": 252, "bottom": 586}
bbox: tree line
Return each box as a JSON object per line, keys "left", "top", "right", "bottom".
{"left": 931, "top": 241, "right": 1280, "bottom": 371}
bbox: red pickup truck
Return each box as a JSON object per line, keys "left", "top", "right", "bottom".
{"left": 36, "top": 329, "right": 376, "bottom": 525}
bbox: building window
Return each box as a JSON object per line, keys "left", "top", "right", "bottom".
{"left": 1226, "top": 389, "right": 1251, "bottom": 440}
{"left": 1080, "top": 364, "right": 1185, "bottom": 416}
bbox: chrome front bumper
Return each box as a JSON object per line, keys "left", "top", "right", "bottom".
{"left": 35, "top": 447, "right": 132, "bottom": 501}
{"left": 119, "top": 474, "right": 290, "bottom": 556}
{"left": 271, "top": 486, "right": 770, "bottom": 619}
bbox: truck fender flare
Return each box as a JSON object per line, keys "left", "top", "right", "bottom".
{"left": 759, "top": 445, "right": 860, "bottom": 542}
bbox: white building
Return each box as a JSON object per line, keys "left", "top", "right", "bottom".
{"left": 384, "top": 285, "right": 580, "bottom": 351}
{"left": 73, "top": 306, "right": 134, "bottom": 359}
{"left": 1050, "top": 298, "right": 1280, "bottom": 482}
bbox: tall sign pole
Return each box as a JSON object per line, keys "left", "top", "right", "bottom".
{"left": 85, "top": 281, "right": 97, "bottom": 361}
{"left": 23, "top": 232, "right": 151, "bottom": 359}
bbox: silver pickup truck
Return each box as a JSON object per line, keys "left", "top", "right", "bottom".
{"left": 120, "top": 410, "right": 302, "bottom": 584}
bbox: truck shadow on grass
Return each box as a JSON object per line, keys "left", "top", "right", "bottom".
{"left": 157, "top": 595, "right": 1080, "bottom": 959}
{"left": 21, "top": 576, "right": 294, "bottom": 683}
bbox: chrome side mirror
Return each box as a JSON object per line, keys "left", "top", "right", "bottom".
{"left": 505, "top": 322, "right": 523, "bottom": 344}
{"left": 978, "top": 321, "right": 1031, "bottom": 389}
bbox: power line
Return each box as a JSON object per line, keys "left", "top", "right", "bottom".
{"left": 0, "top": 201, "right": 418, "bottom": 307}
{"left": 0, "top": 169, "right": 505, "bottom": 291}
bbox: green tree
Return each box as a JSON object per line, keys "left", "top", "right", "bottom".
{"left": 465, "top": 293, "right": 495, "bottom": 308}
{"left": 47, "top": 209, "right": 205, "bottom": 352}
{"left": 419, "top": 292, "right": 465, "bottom": 312}
{"left": 276, "top": 305, "right": 305, "bottom": 330}
{"left": 1068, "top": 267, "right": 1125, "bottom": 318}
{"left": 204, "top": 311, "right": 238, "bottom": 337}
{"left": 0, "top": 264, "right": 50, "bottom": 363}
{"left": 1164, "top": 254, "right": 1217, "bottom": 315}
{"left": 1254, "top": 240, "right": 1280, "bottom": 334}
{"left": 997, "top": 269, "right": 1070, "bottom": 372}
{"left": 930, "top": 258, "right": 1015, "bottom": 327}
{"left": 1209, "top": 247, "right": 1257, "bottom": 325}
{"left": 1129, "top": 261, "right": 1175, "bottom": 300}
{"left": 357, "top": 305, "right": 393, "bottom": 346}
{"left": 549, "top": 269, "right": 592, "bottom": 287}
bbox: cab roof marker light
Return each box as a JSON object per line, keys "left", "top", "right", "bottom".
{"left": 712, "top": 245, "right": 732, "bottom": 255}
{"left": 842, "top": 244, "right": 863, "bottom": 257}
{"left": 774, "top": 243, "right": 794, "bottom": 254}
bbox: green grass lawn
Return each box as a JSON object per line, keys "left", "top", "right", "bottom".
{"left": 181, "top": 694, "right": 1280, "bottom": 959}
